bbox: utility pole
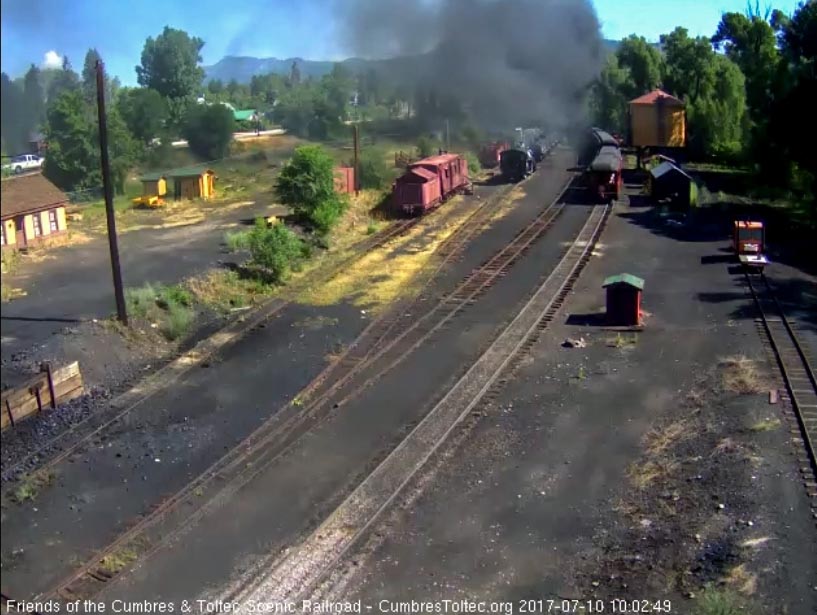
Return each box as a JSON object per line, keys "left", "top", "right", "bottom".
{"left": 95, "top": 60, "right": 128, "bottom": 325}
{"left": 353, "top": 124, "right": 360, "bottom": 197}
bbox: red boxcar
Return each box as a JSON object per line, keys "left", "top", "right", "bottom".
{"left": 393, "top": 166, "right": 442, "bottom": 216}
{"left": 393, "top": 153, "right": 470, "bottom": 216}
{"left": 478, "top": 142, "right": 509, "bottom": 168}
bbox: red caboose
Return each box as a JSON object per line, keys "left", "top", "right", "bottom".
{"left": 393, "top": 153, "right": 470, "bottom": 216}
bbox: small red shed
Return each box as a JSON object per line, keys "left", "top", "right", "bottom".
{"left": 334, "top": 167, "right": 356, "bottom": 195}
{"left": 603, "top": 273, "right": 644, "bottom": 326}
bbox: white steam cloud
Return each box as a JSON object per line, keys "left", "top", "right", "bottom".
{"left": 43, "top": 50, "right": 62, "bottom": 69}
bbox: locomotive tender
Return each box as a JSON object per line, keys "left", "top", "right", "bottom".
{"left": 580, "top": 127, "right": 623, "bottom": 203}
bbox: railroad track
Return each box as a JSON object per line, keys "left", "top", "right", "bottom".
{"left": 0, "top": 214, "right": 422, "bottom": 486}
{"left": 34, "top": 166, "right": 568, "bottom": 602}
{"left": 225, "top": 203, "right": 612, "bottom": 606}
{"left": 746, "top": 271, "right": 817, "bottom": 520}
{"left": 2, "top": 162, "right": 534, "bottom": 486}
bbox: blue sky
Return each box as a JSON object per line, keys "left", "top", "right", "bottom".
{"left": 0, "top": 0, "right": 804, "bottom": 85}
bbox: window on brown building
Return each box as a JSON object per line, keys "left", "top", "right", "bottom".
{"left": 0, "top": 224, "right": 6, "bottom": 246}
{"left": 49, "top": 209, "right": 58, "bottom": 232}
{"left": 32, "top": 213, "right": 42, "bottom": 237}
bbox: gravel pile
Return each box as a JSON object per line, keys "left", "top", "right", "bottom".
{"left": 1, "top": 386, "right": 113, "bottom": 482}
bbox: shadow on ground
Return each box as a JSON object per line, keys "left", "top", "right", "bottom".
{"left": 697, "top": 272, "right": 817, "bottom": 335}
{"left": 565, "top": 312, "right": 608, "bottom": 326}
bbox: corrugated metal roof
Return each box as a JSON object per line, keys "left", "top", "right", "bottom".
{"left": 650, "top": 161, "right": 691, "bottom": 181}
{"left": 630, "top": 89, "right": 685, "bottom": 106}
{"left": 1, "top": 173, "right": 68, "bottom": 219}
{"left": 603, "top": 273, "right": 645, "bottom": 290}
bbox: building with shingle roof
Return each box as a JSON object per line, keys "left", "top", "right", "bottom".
{"left": 1, "top": 173, "right": 69, "bottom": 249}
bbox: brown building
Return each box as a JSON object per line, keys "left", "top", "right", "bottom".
{"left": 169, "top": 167, "right": 216, "bottom": 201}
{"left": 1, "top": 173, "right": 69, "bottom": 250}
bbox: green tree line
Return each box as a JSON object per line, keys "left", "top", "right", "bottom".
{"left": 588, "top": 1, "right": 815, "bottom": 204}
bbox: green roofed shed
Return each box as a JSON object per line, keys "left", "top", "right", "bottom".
{"left": 603, "top": 273, "right": 644, "bottom": 290}
{"left": 167, "top": 167, "right": 216, "bottom": 200}
{"left": 140, "top": 170, "right": 166, "bottom": 182}
{"left": 603, "top": 273, "right": 644, "bottom": 326}
{"left": 234, "top": 109, "right": 257, "bottom": 122}
{"left": 138, "top": 171, "right": 168, "bottom": 199}
{"left": 168, "top": 166, "right": 213, "bottom": 178}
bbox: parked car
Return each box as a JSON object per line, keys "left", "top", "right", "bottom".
{"left": 3, "top": 154, "right": 44, "bottom": 174}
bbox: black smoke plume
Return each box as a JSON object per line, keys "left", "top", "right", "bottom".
{"left": 337, "top": 0, "right": 605, "bottom": 134}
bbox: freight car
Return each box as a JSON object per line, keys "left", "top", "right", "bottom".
{"left": 586, "top": 145, "right": 623, "bottom": 202}
{"left": 500, "top": 148, "right": 535, "bottom": 183}
{"left": 392, "top": 153, "right": 470, "bottom": 216}
{"left": 478, "top": 142, "right": 510, "bottom": 168}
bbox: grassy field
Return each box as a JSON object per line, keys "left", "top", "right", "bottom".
{"left": 52, "top": 131, "right": 436, "bottom": 246}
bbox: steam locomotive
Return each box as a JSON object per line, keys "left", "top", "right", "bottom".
{"left": 500, "top": 146, "right": 536, "bottom": 183}
{"left": 580, "top": 127, "right": 623, "bottom": 203}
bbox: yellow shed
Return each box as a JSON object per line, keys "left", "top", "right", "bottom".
{"left": 139, "top": 172, "right": 168, "bottom": 198}
{"left": 170, "top": 167, "right": 216, "bottom": 201}
{"left": 629, "top": 89, "right": 686, "bottom": 149}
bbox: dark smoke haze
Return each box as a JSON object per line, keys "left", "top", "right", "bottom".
{"left": 337, "top": 0, "right": 605, "bottom": 133}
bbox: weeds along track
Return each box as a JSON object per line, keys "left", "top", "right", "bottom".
{"left": 226, "top": 203, "right": 612, "bottom": 606}
{"left": 39, "top": 170, "right": 570, "bottom": 602}
{"left": 747, "top": 271, "right": 817, "bottom": 524}
{"left": 3, "top": 157, "right": 545, "bottom": 486}
{"left": 0, "top": 206, "right": 429, "bottom": 485}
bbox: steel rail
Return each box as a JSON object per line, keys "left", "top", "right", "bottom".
{"left": 230, "top": 203, "right": 611, "bottom": 606}
{"left": 1, "top": 216, "right": 419, "bottom": 485}
{"left": 746, "top": 271, "right": 817, "bottom": 480}
{"left": 41, "top": 166, "right": 567, "bottom": 602}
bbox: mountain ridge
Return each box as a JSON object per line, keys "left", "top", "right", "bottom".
{"left": 203, "top": 40, "right": 621, "bottom": 84}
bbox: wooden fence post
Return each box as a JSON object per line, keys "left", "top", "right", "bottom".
{"left": 43, "top": 362, "right": 57, "bottom": 409}
{"left": 30, "top": 385, "right": 42, "bottom": 414}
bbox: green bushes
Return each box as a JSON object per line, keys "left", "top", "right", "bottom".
{"left": 276, "top": 144, "right": 348, "bottom": 235}
{"left": 125, "top": 283, "right": 196, "bottom": 341}
{"left": 416, "top": 135, "right": 441, "bottom": 158}
{"left": 124, "top": 284, "right": 162, "bottom": 319}
{"left": 463, "top": 151, "right": 481, "bottom": 175}
{"left": 224, "top": 229, "right": 251, "bottom": 252}
{"left": 247, "top": 218, "right": 307, "bottom": 283}
{"left": 308, "top": 196, "right": 347, "bottom": 235}
{"left": 161, "top": 303, "right": 195, "bottom": 340}
{"left": 357, "top": 150, "right": 394, "bottom": 190}
{"left": 182, "top": 103, "right": 235, "bottom": 160}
